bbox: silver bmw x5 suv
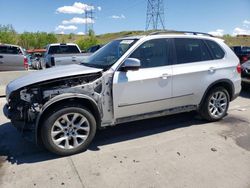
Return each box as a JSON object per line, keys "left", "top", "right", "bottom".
{"left": 3, "top": 31, "right": 241, "bottom": 155}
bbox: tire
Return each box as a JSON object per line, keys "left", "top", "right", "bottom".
{"left": 199, "top": 87, "right": 230, "bottom": 122}
{"left": 41, "top": 105, "right": 96, "bottom": 156}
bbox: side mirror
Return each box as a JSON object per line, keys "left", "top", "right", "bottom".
{"left": 121, "top": 58, "right": 141, "bottom": 71}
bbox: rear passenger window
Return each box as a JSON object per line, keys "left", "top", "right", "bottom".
{"left": 48, "top": 45, "right": 80, "bottom": 54}
{"left": 0, "top": 46, "right": 21, "bottom": 54}
{"left": 174, "top": 38, "right": 212, "bottom": 64}
{"left": 61, "top": 45, "right": 80, "bottom": 54}
{"left": 7, "top": 46, "right": 20, "bottom": 54}
{"left": 205, "top": 40, "right": 225, "bottom": 59}
{"left": 129, "top": 39, "right": 170, "bottom": 68}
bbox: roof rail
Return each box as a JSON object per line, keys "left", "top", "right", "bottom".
{"left": 149, "top": 30, "right": 214, "bottom": 37}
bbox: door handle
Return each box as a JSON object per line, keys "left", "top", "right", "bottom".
{"left": 161, "top": 73, "right": 171, "bottom": 79}
{"left": 208, "top": 67, "right": 216, "bottom": 73}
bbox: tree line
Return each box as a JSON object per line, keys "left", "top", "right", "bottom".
{"left": 0, "top": 25, "right": 98, "bottom": 50}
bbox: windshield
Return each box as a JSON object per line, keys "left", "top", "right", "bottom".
{"left": 82, "top": 39, "right": 137, "bottom": 69}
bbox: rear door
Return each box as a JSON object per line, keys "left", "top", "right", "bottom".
{"left": 172, "top": 38, "right": 215, "bottom": 107}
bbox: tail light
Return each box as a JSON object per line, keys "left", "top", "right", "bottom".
{"left": 236, "top": 64, "right": 242, "bottom": 74}
{"left": 24, "top": 57, "right": 29, "bottom": 70}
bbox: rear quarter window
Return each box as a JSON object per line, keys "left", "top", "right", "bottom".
{"left": 205, "top": 40, "right": 225, "bottom": 59}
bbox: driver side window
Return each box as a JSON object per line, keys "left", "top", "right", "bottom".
{"left": 129, "top": 39, "right": 170, "bottom": 68}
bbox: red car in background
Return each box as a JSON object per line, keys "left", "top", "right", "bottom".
{"left": 231, "top": 46, "right": 250, "bottom": 64}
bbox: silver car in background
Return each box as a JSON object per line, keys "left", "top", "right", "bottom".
{"left": 0, "top": 44, "right": 28, "bottom": 71}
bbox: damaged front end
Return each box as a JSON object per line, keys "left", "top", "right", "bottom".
{"left": 5, "top": 70, "right": 114, "bottom": 142}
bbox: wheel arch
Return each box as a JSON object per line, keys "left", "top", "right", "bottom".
{"left": 199, "top": 79, "right": 235, "bottom": 107}
{"left": 35, "top": 93, "right": 101, "bottom": 144}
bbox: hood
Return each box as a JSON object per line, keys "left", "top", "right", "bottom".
{"left": 242, "top": 60, "right": 250, "bottom": 69}
{"left": 6, "top": 64, "right": 102, "bottom": 97}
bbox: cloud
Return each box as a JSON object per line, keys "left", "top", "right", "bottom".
{"left": 243, "top": 20, "right": 250, "bottom": 25}
{"left": 97, "top": 6, "right": 102, "bottom": 11}
{"left": 111, "top": 14, "right": 126, "bottom": 19}
{"left": 62, "top": 17, "right": 94, "bottom": 25}
{"left": 208, "top": 29, "right": 224, "bottom": 37}
{"left": 56, "top": 2, "right": 94, "bottom": 14}
{"left": 77, "top": 32, "right": 85, "bottom": 35}
{"left": 55, "top": 25, "right": 78, "bottom": 31}
{"left": 233, "top": 27, "right": 250, "bottom": 36}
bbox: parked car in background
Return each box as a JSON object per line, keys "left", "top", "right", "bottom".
{"left": 231, "top": 46, "right": 250, "bottom": 64}
{"left": 241, "top": 60, "right": 250, "bottom": 89}
{"left": 4, "top": 31, "right": 241, "bottom": 156}
{"left": 86, "top": 44, "right": 103, "bottom": 53}
{"left": 0, "top": 44, "right": 29, "bottom": 71}
{"left": 27, "top": 49, "right": 46, "bottom": 70}
{"left": 44, "top": 43, "right": 89, "bottom": 68}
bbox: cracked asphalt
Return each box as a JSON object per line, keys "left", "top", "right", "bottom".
{"left": 0, "top": 91, "right": 250, "bottom": 188}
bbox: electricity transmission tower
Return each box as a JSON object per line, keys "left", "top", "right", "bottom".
{"left": 146, "top": 0, "right": 166, "bottom": 30}
{"left": 85, "top": 8, "right": 94, "bottom": 34}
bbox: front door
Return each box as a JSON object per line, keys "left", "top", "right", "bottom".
{"left": 113, "top": 38, "right": 174, "bottom": 119}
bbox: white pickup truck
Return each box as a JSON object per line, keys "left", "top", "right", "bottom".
{"left": 44, "top": 43, "right": 89, "bottom": 68}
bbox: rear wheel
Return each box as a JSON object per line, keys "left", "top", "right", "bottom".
{"left": 200, "top": 87, "right": 229, "bottom": 121}
{"left": 41, "top": 105, "right": 96, "bottom": 156}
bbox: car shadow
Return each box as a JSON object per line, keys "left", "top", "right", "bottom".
{"left": 0, "top": 111, "right": 205, "bottom": 165}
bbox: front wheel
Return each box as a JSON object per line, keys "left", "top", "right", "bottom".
{"left": 41, "top": 105, "right": 96, "bottom": 156}
{"left": 199, "top": 87, "right": 230, "bottom": 121}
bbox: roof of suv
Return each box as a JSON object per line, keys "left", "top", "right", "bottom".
{"left": 118, "top": 31, "right": 223, "bottom": 42}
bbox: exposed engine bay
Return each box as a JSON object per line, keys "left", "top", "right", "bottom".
{"left": 6, "top": 71, "right": 114, "bottom": 134}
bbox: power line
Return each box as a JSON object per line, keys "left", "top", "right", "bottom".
{"left": 146, "top": 0, "right": 166, "bottom": 30}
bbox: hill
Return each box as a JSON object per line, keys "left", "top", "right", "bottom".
{"left": 57, "top": 31, "right": 250, "bottom": 47}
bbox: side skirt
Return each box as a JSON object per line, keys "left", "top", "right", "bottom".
{"left": 115, "top": 105, "right": 198, "bottom": 125}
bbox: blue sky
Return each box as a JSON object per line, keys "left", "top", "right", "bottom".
{"left": 0, "top": 0, "right": 249, "bottom": 36}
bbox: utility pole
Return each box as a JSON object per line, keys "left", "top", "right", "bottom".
{"left": 146, "top": 0, "right": 166, "bottom": 31}
{"left": 85, "top": 7, "right": 94, "bottom": 34}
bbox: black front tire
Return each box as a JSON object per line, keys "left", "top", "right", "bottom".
{"left": 41, "top": 105, "right": 96, "bottom": 156}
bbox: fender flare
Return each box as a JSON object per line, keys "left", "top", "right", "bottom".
{"left": 35, "top": 93, "right": 101, "bottom": 143}
{"left": 199, "top": 79, "right": 235, "bottom": 107}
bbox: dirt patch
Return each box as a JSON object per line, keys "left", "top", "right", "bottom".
{"left": 220, "top": 115, "right": 250, "bottom": 151}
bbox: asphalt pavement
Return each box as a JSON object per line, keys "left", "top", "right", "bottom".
{"left": 0, "top": 91, "right": 250, "bottom": 188}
